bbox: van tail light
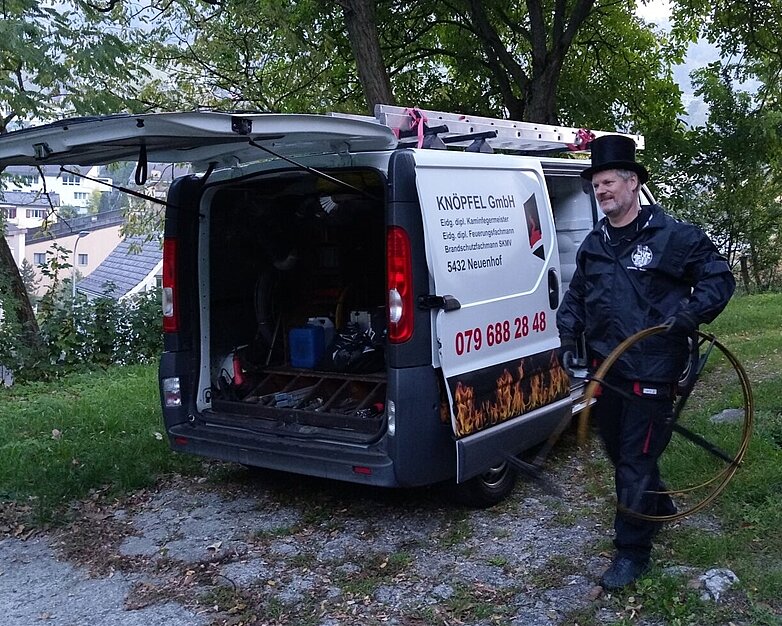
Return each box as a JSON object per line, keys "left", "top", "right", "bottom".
{"left": 387, "top": 226, "right": 414, "bottom": 343}
{"left": 162, "top": 237, "right": 180, "bottom": 333}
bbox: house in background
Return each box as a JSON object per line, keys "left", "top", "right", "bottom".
{"left": 3, "top": 162, "right": 187, "bottom": 300}
{"left": 23, "top": 209, "right": 125, "bottom": 296}
{"left": 3, "top": 191, "right": 61, "bottom": 271}
{"left": 2, "top": 165, "right": 110, "bottom": 218}
{"left": 1, "top": 164, "right": 113, "bottom": 293}
{"left": 0, "top": 189, "right": 61, "bottom": 230}
{"left": 77, "top": 236, "right": 162, "bottom": 300}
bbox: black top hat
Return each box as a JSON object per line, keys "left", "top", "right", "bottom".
{"left": 581, "top": 134, "right": 648, "bottom": 184}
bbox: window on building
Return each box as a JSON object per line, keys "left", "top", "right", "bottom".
{"left": 20, "top": 174, "right": 39, "bottom": 186}
{"left": 78, "top": 254, "right": 88, "bottom": 266}
{"left": 1, "top": 207, "right": 16, "bottom": 219}
{"left": 74, "top": 192, "right": 88, "bottom": 200}
{"left": 61, "top": 173, "right": 80, "bottom": 186}
{"left": 33, "top": 253, "right": 46, "bottom": 265}
{"left": 26, "top": 209, "right": 46, "bottom": 219}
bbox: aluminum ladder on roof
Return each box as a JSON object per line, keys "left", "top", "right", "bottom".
{"left": 369, "top": 104, "right": 645, "bottom": 152}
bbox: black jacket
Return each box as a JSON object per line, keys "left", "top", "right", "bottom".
{"left": 556, "top": 204, "right": 735, "bottom": 382}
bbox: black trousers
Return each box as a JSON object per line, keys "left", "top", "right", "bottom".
{"left": 594, "top": 379, "right": 676, "bottom": 563}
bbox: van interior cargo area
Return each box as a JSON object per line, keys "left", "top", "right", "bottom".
{"left": 205, "top": 169, "right": 388, "bottom": 436}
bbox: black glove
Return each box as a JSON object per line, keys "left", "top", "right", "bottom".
{"left": 663, "top": 310, "right": 698, "bottom": 335}
{"left": 558, "top": 338, "right": 577, "bottom": 370}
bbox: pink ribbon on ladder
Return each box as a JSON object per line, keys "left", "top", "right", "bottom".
{"left": 567, "top": 128, "right": 595, "bottom": 151}
{"left": 391, "top": 107, "right": 429, "bottom": 148}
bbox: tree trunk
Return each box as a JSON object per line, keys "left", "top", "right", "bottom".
{"left": 338, "top": 0, "right": 395, "bottom": 114}
{"left": 739, "top": 254, "right": 752, "bottom": 293}
{"left": 525, "top": 64, "right": 564, "bottom": 125}
{"left": 465, "top": 0, "right": 597, "bottom": 123}
{"left": 749, "top": 242, "right": 765, "bottom": 292}
{"left": 0, "top": 233, "right": 40, "bottom": 344}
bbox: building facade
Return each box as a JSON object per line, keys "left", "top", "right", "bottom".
{"left": 2, "top": 164, "right": 110, "bottom": 225}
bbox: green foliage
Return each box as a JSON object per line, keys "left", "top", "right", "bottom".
{"left": 657, "top": 66, "right": 782, "bottom": 292}
{"left": 0, "top": 0, "right": 149, "bottom": 131}
{"left": 19, "top": 258, "right": 40, "bottom": 303}
{"left": 140, "top": 0, "right": 362, "bottom": 113}
{"left": 57, "top": 204, "right": 79, "bottom": 219}
{"left": 121, "top": 200, "right": 164, "bottom": 243}
{"left": 137, "top": 0, "right": 686, "bottom": 130}
{"left": 0, "top": 1, "right": 153, "bottom": 371}
{"left": 689, "top": 0, "right": 782, "bottom": 104}
{"left": 657, "top": 2, "right": 782, "bottom": 292}
{"left": 0, "top": 248, "right": 162, "bottom": 383}
{"left": 86, "top": 190, "right": 102, "bottom": 214}
{"left": 34, "top": 288, "right": 163, "bottom": 376}
{"left": 0, "top": 363, "right": 199, "bottom": 523}
{"left": 36, "top": 242, "right": 72, "bottom": 289}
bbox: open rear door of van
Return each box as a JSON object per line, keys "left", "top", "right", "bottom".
{"left": 412, "top": 150, "right": 571, "bottom": 482}
{"left": 0, "top": 111, "right": 397, "bottom": 169}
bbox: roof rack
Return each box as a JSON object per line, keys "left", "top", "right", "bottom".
{"left": 334, "top": 105, "right": 644, "bottom": 153}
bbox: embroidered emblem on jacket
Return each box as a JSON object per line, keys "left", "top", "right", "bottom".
{"left": 631, "top": 244, "right": 653, "bottom": 268}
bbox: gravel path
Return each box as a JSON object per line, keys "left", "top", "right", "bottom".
{"left": 0, "top": 438, "right": 730, "bottom": 626}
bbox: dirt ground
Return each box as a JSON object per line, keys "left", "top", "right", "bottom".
{"left": 0, "top": 440, "right": 744, "bottom": 626}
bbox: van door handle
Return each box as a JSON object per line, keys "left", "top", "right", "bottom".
{"left": 548, "top": 268, "right": 560, "bottom": 309}
{"left": 418, "top": 295, "right": 461, "bottom": 311}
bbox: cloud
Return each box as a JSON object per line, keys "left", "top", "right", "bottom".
{"left": 636, "top": 0, "right": 672, "bottom": 28}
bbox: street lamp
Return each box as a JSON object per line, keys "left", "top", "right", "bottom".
{"left": 72, "top": 230, "right": 90, "bottom": 304}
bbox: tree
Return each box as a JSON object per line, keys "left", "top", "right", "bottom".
{"left": 0, "top": 0, "right": 151, "bottom": 355}
{"left": 143, "top": 0, "right": 686, "bottom": 132}
{"left": 59, "top": 205, "right": 80, "bottom": 219}
{"left": 19, "top": 258, "right": 41, "bottom": 303}
{"left": 671, "top": 0, "right": 782, "bottom": 91}
{"left": 87, "top": 190, "right": 102, "bottom": 214}
{"left": 353, "top": 0, "right": 687, "bottom": 128}
{"left": 661, "top": 65, "right": 782, "bottom": 291}
{"left": 460, "top": 0, "right": 597, "bottom": 123}
{"left": 139, "top": 0, "right": 365, "bottom": 113}
{"left": 648, "top": 1, "right": 782, "bottom": 289}
{"left": 336, "top": 0, "right": 395, "bottom": 112}
{"left": 0, "top": 1, "right": 150, "bottom": 133}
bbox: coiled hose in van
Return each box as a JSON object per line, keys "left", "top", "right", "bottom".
{"left": 576, "top": 325, "right": 754, "bottom": 522}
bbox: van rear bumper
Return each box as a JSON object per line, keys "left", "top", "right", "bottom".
{"left": 167, "top": 423, "right": 398, "bottom": 486}
{"left": 455, "top": 397, "right": 571, "bottom": 482}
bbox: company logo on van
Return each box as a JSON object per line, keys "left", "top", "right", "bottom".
{"left": 631, "top": 244, "right": 653, "bottom": 268}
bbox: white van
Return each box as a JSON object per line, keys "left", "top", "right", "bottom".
{"left": 0, "top": 106, "right": 651, "bottom": 505}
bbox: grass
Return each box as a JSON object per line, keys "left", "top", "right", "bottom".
{"left": 669, "top": 294, "right": 782, "bottom": 604}
{"left": 440, "top": 582, "right": 517, "bottom": 622}
{"left": 335, "top": 551, "right": 414, "bottom": 597}
{"left": 527, "top": 554, "right": 578, "bottom": 588}
{"left": 438, "top": 509, "right": 473, "bottom": 548}
{"left": 0, "top": 363, "right": 199, "bottom": 523}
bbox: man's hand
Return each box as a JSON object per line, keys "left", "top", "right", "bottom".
{"left": 558, "top": 338, "right": 578, "bottom": 371}
{"left": 663, "top": 310, "right": 698, "bottom": 335}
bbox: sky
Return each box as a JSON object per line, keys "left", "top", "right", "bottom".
{"left": 635, "top": 0, "right": 672, "bottom": 25}
{"left": 635, "top": 0, "right": 714, "bottom": 126}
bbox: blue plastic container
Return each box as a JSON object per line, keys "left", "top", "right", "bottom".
{"left": 289, "top": 325, "right": 325, "bottom": 369}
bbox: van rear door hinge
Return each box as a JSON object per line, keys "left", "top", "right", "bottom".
{"left": 418, "top": 295, "right": 461, "bottom": 311}
{"left": 231, "top": 116, "right": 252, "bottom": 135}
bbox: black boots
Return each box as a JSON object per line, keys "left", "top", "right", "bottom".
{"left": 600, "top": 556, "right": 650, "bottom": 590}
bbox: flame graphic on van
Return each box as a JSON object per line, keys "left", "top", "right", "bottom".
{"left": 450, "top": 350, "right": 570, "bottom": 438}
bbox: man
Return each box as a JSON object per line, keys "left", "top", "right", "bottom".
{"left": 556, "top": 135, "right": 735, "bottom": 590}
